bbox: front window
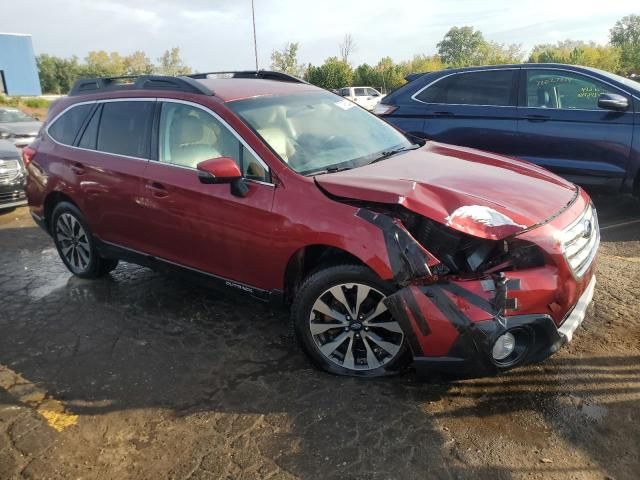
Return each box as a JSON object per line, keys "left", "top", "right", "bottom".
{"left": 526, "top": 70, "right": 620, "bottom": 110}
{"left": 227, "top": 91, "right": 412, "bottom": 175}
{"left": 0, "top": 108, "right": 35, "bottom": 123}
{"left": 158, "top": 102, "right": 269, "bottom": 182}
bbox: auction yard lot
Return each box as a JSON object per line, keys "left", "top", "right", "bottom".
{"left": 0, "top": 195, "right": 639, "bottom": 480}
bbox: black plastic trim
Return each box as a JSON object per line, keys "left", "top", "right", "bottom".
{"left": 69, "top": 75, "right": 213, "bottom": 96}
{"left": 185, "top": 70, "right": 308, "bottom": 84}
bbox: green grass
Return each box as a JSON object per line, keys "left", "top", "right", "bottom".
{"left": 0, "top": 95, "right": 52, "bottom": 109}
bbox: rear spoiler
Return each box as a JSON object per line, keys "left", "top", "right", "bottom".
{"left": 404, "top": 72, "right": 428, "bottom": 82}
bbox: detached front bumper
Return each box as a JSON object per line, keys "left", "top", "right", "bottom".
{"left": 385, "top": 273, "right": 596, "bottom": 379}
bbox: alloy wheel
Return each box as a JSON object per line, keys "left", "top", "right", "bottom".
{"left": 55, "top": 213, "right": 92, "bottom": 272}
{"left": 309, "top": 283, "right": 404, "bottom": 371}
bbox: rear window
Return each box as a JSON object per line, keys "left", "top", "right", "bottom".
{"left": 48, "top": 104, "right": 93, "bottom": 145}
{"left": 416, "top": 70, "right": 515, "bottom": 106}
{"left": 97, "top": 101, "right": 154, "bottom": 158}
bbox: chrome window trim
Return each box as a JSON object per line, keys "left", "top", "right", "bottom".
{"left": 45, "top": 98, "right": 155, "bottom": 162}
{"left": 411, "top": 66, "right": 640, "bottom": 107}
{"left": 410, "top": 68, "right": 520, "bottom": 107}
{"left": 45, "top": 97, "right": 274, "bottom": 184}
{"left": 520, "top": 67, "right": 639, "bottom": 110}
{"left": 159, "top": 98, "right": 273, "bottom": 184}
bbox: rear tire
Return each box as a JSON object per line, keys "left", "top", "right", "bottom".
{"left": 291, "top": 264, "right": 409, "bottom": 377}
{"left": 51, "top": 202, "right": 118, "bottom": 278}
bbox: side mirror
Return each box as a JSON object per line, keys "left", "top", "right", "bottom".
{"left": 196, "top": 157, "right": 249, "bottom": 197}
{"left": 598, "top": 93, "right": 629, "bottom": 112}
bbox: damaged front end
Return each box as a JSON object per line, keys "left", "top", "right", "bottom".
{"left": 357, "top": 205, "right": 579, "bottom": 379}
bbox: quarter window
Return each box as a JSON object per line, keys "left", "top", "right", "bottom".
{"left": 526, "top": 70, "right": 617, "bottom": 110}
{"left": 48, "top": 104, "right": 93, "bottom": 145}
{"left": 158, "top": 102, "right": 269, "bottom": 182}
{"left": 416, "top": 70, "right": 515, "bottom": 106}
{"left": 97, "top": 101, "right": 154, "bottom": 158}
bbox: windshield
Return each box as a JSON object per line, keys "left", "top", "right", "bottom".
{"left": 227, "top": 91, "right": 412, "bottom": 175}
{"left": 0, "top": 109, "right": 34, "bottom": 123}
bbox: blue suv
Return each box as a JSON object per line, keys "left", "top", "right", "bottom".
{"left": 375, "top": 64, "right": 640, "bottom": 194}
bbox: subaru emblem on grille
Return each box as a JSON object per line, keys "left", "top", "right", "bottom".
{"left": 583, "top": 219, "right": 593, "bottom": 239}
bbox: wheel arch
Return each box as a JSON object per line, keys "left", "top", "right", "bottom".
{"left": 43, "top": 191, "right": 80, "bottom": 233}
{"left": 283, "top": 244, "right": 383, "bottom": 303}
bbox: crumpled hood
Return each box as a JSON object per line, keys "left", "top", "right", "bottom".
{"left": 315, "top": 142, "right": 578, "bottom": 240}
{"left": 0, "top": 121, "right": 42, "bottom": 136}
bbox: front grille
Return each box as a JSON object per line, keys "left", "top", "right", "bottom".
{"left": 0, "top": 159, "right": 22, "bottom": 184}
{"left": 0, "top": 190, "right": 26, "bottom": 202}
{"left": 560, "top": 203, "right": 600, "bottom": 278}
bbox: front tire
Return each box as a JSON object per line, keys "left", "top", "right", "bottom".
{"left": 292, "top": 265, "right": 408, "bottom": 377}
{"left": 51, "top": 202, "right": 118, "bottom": 278}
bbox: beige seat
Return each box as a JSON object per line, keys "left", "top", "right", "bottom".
{"left": 170, "top": 116, "right": 221, "bottom": 168}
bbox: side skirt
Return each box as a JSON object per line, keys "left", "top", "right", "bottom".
{"left": 93, "top": 237, "right": 285, "bottom": 306}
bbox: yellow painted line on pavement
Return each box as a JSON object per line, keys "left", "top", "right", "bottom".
{"left": 0, "top": 364, "right": 78, "bottom": 432}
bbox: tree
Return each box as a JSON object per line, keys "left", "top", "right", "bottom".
{"left": 610, "top": 14, "right": 640, "bottom": 74}
{"left": 339, "top": 33, "right": 356, "bottom": 64}
{"left": 155, "top": 48, "right": 191, "bottom": 76}
{"left": 270, "top": 42, "right": 304, "bottom": 77}
{"left": 480, "top": 41, "right": 525, "bottom": 64}
{"left": 437, "top": 26, "right": 486, "bottom": 67}
{"left": 400, "top": 54, "right": 444, "bottom": 75}
{"left": 529, "top": 40, "right": 621, "bottom": 73}
{"left": 375, "top": 56, "right": 406, "bottom": 91}
{"left": 353, "top": 63, "right": 381, "bottom": 87}
{"left": 81, "top": 51, "right": 125, "bottom": 78}
{"left": 307, "top": 57, "right": 352, "bottom": 90}
{"left": 123, "top": 51, "right": 154, "bottom": 75}
{"left": 37, "top": 54, "right": 80, "bottom": 94}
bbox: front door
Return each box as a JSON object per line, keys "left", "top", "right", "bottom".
{"left": 515, "top": 68, "right": 634, "bottom": 189}
{"left": 140, "top": 100, "right": 277, "bottom": 290}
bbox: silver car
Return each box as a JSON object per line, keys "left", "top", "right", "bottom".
{"left": 0, "top": 139, "right": 27, "bottom": 210}
{"left": 0, "top": 107, "right": 42, "bottom": 148}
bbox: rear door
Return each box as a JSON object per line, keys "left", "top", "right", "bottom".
{"left": 73, "top": 99, "right": 155, "bottom": 251}
{"left": 412, "top": 69, "right": 520, "bottom": 155}
{"left": 515, "top": 68, "right": 634, "bottom": 189}
{"left": 139, "top": 100, "right": 277, "bottom": 290}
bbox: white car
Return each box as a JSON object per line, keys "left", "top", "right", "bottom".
{"left": 339, "top": 87, "right": 385, "bottom": 111}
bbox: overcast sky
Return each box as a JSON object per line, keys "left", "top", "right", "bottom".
{"left": 0, "top": 0, "right": 637, "bottom": 70}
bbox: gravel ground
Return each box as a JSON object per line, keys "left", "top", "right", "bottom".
{"left": 0, "top": 195, "right": 638, "bottom": 480}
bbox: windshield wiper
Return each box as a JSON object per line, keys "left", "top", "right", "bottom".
{"left": 369, "top": 144, "right": 421, "bottom": 164}
{"left": 305, "top": 165, "right": 353, "bottom": 176}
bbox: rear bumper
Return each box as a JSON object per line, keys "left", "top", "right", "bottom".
{"left": 386, "top": 274, "right": 596, "bottom": 379}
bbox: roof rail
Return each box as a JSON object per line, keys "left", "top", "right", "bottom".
{"left": 185, "top": 70, "right": 308, "bottom": 84}
{"left": 69, "top": 75, "right": 213, "bottom": 96}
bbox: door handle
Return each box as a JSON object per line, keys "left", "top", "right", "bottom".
{"left": 525, "top": 114, "right": 550, "bottom": 122}
{"left": 433, "top": 111, "right": 454, "bottom": 117}
{"left": 70, "top": 162, "right": 85, "bottom": 175}
{"left": 146, "top": 182, "right": 169, "bottom": 198}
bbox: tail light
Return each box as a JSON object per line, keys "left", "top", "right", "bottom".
{"left": 22, "top": 146, "right": 36, "bottom": 166}
{"left": 373, "top": 103, "right": 397, "bottom": 116}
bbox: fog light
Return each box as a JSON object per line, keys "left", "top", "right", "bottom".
{"left": 492, "top": 332, "right": 516, "bottom": 360}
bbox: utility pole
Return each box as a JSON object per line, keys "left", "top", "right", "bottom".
{"left": 251, "top": 0, "right": 259, "bottom": 71}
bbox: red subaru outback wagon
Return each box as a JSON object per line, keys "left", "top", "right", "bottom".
{"left": 25, "top": 71, "right": 599, "bottom": 378}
